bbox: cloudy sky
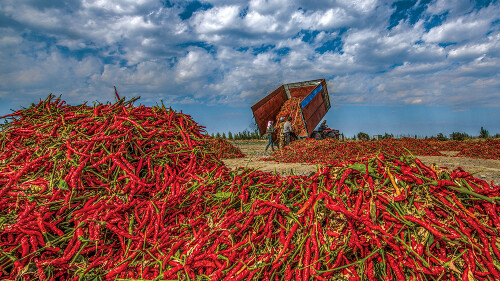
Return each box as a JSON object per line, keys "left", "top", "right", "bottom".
{"left": 1, "top": 0, "right": 499, "bottom": 137}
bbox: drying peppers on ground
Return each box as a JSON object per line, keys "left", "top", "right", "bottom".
{"left": 262, "top": 138, "right": 500, "bottom": 165}
{"left": 1, "top": 94, "right": 500, "bottom": 280}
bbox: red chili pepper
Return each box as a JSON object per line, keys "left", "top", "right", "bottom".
{"left": 297, "top": 194, "right": 316, "bottom": 216}
{"left": 303, "top": 237, "right": 311, "bottom": 281}
{"left": 259, "top": 201, "right": 292, "bottom": 214}
{"left": 105, "top": 261, "right": 130, "bottom": 279}
{"left": 403, "top": 215, "right": 445, "bottom": 239}
{"left": 311, "top": 223, "right": 320, "bottom": 272}
{"left": 273, "top": 222, "right": 299, "bottom": 264}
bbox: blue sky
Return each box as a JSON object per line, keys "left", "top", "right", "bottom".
{"left": 1, "top": 0, "right": 499, "bottom": 137}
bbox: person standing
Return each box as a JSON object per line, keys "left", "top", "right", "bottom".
{"left": 277, "top": 118, "right": 285, "bottom": 149}
{"left": 316, "top": 120, "right": 328, "bottom": 132}
{"left": 264, "top": 121, "right": 276, "bottom": 152}
{"left": 283, "top": 117, "right": 293, "bottom": 146}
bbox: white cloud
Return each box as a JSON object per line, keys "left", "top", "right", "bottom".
{"left": 337, "top": 0, "right": 378, "bottom": 14}
{"left": 423, "top": 18, "right": 490, "bottom": 43}
{"left": 81, "top": 0, "right": 158, "bottom": 14}
{"left": 1, "top": 2, "right": 65, "bottom": 31}
{"left": 342, "top": 28, "right": 379, "bottom": 56}
{"left": 292, "top": 8, "right": 354, "bottom": 30}
{"left": 409, "top": 42, "right": 446, "bottom": 62}
{"left": 392, "top": 62, "right": 448, "bottom": 75}
{"left": 175, "top": 49, "right": 217, "bottom": 83}
{"left": 0, "top": 33, "right": 22, "bottom": 47}
{"left": 425, "top": 0, "right": 476, "bottom": 16}
{"left": 404, "top": 97, "right": 424, "bottom": 104}
{"left": 244, "top": 11, "right": 281, "bottom": 33}
{"left": 449, "top": 42, "right": 492, "bottom": 59}
{"left": 376, "top": 83, "right": 385, "bottom": 91}
{"left": 423, "top": 3, "right": 500, "bottom": 44}
{"left": 456, "top": 56, "right": 500, "bottom": 77}
{"left": 448, "top": 32, "right": 500, "bottom": 60}
{"left": 248, "top": 0, "right": 289, "bottom": 15}
{"left": 191, "top": 6, "right": 241, "bottom": 34}
{"left": 56, "top": 39, "right": 94, "bottom": 50}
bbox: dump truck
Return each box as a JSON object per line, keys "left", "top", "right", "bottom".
{"left": 251, "top": 79, "right": 333, "bottom": 139}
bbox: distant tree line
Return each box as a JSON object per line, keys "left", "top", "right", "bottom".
{"left": 211, "top": 127, "right": 499, "bottom": 141}
{"left": 210, "top": 129, "right": 262, "bottom": 140}
{"left": 350, "top": 127, "right": 498, "bottom": 141}
{"left": 433, "top": 127, "right": 498, "bottom": 141}
{"left": 352, "top": 132, "right": 395, "bottom": 141}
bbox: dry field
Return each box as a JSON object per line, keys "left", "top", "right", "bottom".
{"left": 222, "top": 139, "right": 500, "bottom": 185}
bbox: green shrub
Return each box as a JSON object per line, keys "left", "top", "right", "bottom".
{"left": 480, "top": 127, "right": 490, "bottom": 138}
{"left": 357, "top": 132, "right": 370, "bottom": 141}
{"left": 450, "top": 132, "right": 469, "bottom": 141}
{"left": 436, "top": 133, "right": 448, "bottom": 141}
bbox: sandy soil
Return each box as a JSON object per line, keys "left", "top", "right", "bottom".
{"left": 221, "top": 140, "right": 500, "bottom": 185}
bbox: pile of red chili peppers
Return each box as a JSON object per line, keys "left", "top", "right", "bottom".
{"left": 202, "top": 138, "right": 245, "bottom": 159}
{"left": 1, "top": 95, "right": 500, "bottom": 280}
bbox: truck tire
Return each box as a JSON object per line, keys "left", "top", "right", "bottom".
{"left": 312, "top": 132, "right": 322, "bottom": 140}
{"left": 326, "top": 132, "right": 336, "bottom": 139}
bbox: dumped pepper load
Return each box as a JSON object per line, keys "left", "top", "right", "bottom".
{"left": 274, "top": 98, "right": 306, "bottom": 139}
{"left": 1, "top": 95, "right": 500, "bottom": 280}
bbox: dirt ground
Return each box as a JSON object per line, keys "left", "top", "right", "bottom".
{"left": 221, "top": 140, "right": 500, "bottom": 185}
